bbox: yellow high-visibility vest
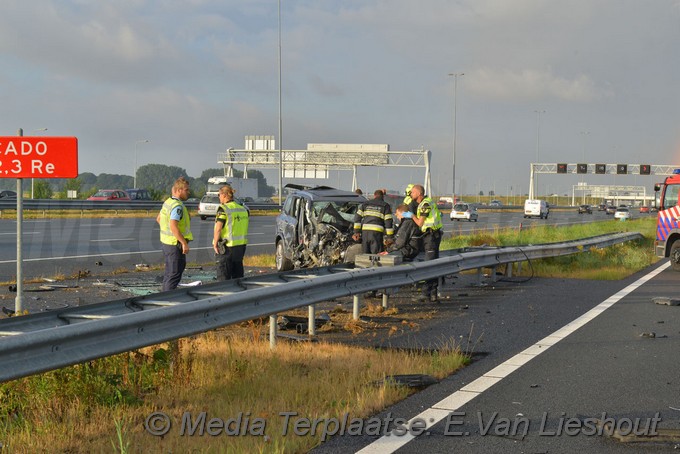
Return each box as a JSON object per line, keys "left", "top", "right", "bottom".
{"left": 217, "top": 201, "right": 249, "bottom": 246}
{"left": 159, "top": 198, "right": 193, "bottom": 245}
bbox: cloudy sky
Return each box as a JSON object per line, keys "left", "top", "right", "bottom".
{"left": 1, "top": 0, "right": 679, "bottom": 197}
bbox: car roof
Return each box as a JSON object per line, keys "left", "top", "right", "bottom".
{"left": 284, "top": 184, "right": 366, "bottom": 201}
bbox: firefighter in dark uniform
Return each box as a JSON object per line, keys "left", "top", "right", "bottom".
{"left": 353, "top": 189, "right": 394, "bottom": 254}
{"left": 383, "top": 204, "right": 421, "bottom": 261}
{"left": 409, "top": 184, "right": 444, "bottom": 302}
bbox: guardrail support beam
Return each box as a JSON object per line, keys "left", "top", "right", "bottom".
{"left": 353, "top": 294, "right": 361, "bottom": 320}
{"left": 269, "top": 314, "right": 277, "bottom": 349}
{"left": 308, "top": 305, "right": 316, "bottom": 336}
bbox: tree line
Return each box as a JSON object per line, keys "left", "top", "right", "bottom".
{"left": 0, "top": 164, "right": 275, "bottom": 200}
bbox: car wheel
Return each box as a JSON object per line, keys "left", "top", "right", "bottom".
{"left": 200, "top": 215, "right": 207, "bottom": 221}
{"left": 474, "top": 218, "right": 478, "bottom": 222}
{"left": 670, "top": 241, "right": 680, "bottom": 272}
{"left": 275, "top": 240, "right": 294, "bottom": 271}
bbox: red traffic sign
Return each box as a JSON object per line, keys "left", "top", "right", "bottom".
{"left": 0, "top": 137, "right": 78, "bottom": 178}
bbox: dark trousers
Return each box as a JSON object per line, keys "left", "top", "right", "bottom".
{"left": 361, "top": 231, "right": 384, "bottom": 254}
{"left": 422, "top": 229, "right": 442, "bottom": 296}
{"left": 216, "top": 244, "right": 246, "bottom": 281}
{"left": 162, "top": 243, "right": 186, "bottom": 291}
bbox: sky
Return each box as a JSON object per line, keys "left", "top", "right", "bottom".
{"left": 1, "top": 0, "right": 680, "bottom": 197}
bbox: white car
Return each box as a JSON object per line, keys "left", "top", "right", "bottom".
{"left": 450, "top": 203, "right": 478, "bottom": 222}
{"left": 489, "top": 200, "right": 502, "bottom": 207}
{"left": 614, "top": 207, "right": 631, "bottom": 221}
{"left": 198, "top": 194, "right": 249, "bottom": 220}
{"left": 198, "top": 194, "right": 220, "bottom": 220}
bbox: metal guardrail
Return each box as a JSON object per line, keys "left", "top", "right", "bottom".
{"left": 0, "top": 232, "right": 643, "bottom": 382}
{"left": 0, "top": 199, "right": 279, "bottom": 211}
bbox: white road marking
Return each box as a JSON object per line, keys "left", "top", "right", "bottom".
{"left": 89, "top": 238, "right": 136, "bottom": 242}
{"left": 357, "top": 260, "right": 671, "bottom": 453}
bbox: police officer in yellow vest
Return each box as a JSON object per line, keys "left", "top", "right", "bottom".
{"left": 407, "top": 184, "right": 443, "bottom": 302}
{"left": 212, "top": 185, "right": 249, "bottom": 280}
{"left": 156, "top": 176, "right": 193, "bottom": 291}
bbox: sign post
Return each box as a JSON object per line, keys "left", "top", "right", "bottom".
{"left": 0, "top": 133, "right": 78, "bottom": 313}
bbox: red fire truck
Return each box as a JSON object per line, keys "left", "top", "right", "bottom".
{"left": 654, "top": 169, "right": 680, "bottom": 270}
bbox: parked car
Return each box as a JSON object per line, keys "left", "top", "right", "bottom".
{"left": 126, "top": 188, "right": 152, "bottom": 200}
{"left": 198, "top": 194, "right": 249, "bottom": 220}
{"left": 489, "top": 200, "right": 503, "bottom": 207}
{"left": 450, "top": 202, "right": 478, "bottom": 222}
{"left": 0, "top": 190, "right": 17, "bottom": 199}
{"left": 597, "top": 203, "right": 607, "bottom": 211}
{"left": 578, "top": 204, "right": 592, "bottom": 214}
{"left": 198, "top": 194, "right": 220, "bottom": 220}
{"left": 614, "top": 207, "right": 631, "bottom": 220}
{"left": 275, "top": 184, "right": 365, "bottom": 271}
{"left": 639, "top": 206, "right": 650, "bottom": 213}
{"left": 87, "top": 190, "right": 131, "bottom": 201}
{"left": 605, "top": 205, "right": 617, "bottom": 215}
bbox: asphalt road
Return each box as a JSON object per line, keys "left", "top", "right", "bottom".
{"left": 314, "top": 261, "right": 680, "bottom": 453}
{"left": 0, "top": 209, "right": 650, "bottom": 282}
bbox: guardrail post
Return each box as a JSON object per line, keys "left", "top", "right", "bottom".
{"left": 308, "top": 305, "right": 316, "bottom": 336}
{"left": 269, "top": 314, "right": 277, "bottom": 348}
{"left": 477, "top": 267, "right": 483, "bottom": 285}
{"left": 382, "top": 292, "right": 388, "bottom": 309}
{"left": 517, "top": 261, "right": 523, "bottom": 275}
{"left": 505, "top": 263, "right": 513, "bottom": 278}
{"left": 491, "top": 265, "right": 497, "bottom": 282}
{"left": 353, "top": 294, "right": 361, "bottom": 320}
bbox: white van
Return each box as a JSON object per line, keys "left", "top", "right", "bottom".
{"left": 524, "top": 199, "right": 549, "bottom": 219}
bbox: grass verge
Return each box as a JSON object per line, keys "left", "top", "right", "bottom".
{"left": 0, "top": 332, "right": 468, "bottom": 452}
{"left": 443, "top": 218, "right": 658, "bottom": 279}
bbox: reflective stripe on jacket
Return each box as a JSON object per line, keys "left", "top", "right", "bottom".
{"left": 217, "top": 201, "right": 249, "bottom": 246}
{"left": 159, "top": 198, "right": 193, "bottom": 245}
{"left": 353, "top": 199, "right": 394, "bottom": 236}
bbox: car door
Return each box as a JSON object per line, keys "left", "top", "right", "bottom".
{"left": 277, "top": 195, "right": 300, "bottom": 255}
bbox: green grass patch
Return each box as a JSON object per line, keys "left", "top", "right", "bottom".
{"left": 443, "top": 218, "right": 658, "bottom": 280}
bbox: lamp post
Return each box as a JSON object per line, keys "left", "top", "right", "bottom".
{"left": 448, "top": 72, "right": 464, "bottom": 203}
{"left": 134, "top": 139, "right": 149, "bottom": 188}
{"left": 580, "top": 131, "right": 590, "bottom": 203}
{"left": 32, "top": 128, "right": 48, "bottom": 198}
{"left": 534, "top": 110, "right": 544, "bottom": 197}
{"left": 277, "top": 0, "right": 283, "bottom": 204}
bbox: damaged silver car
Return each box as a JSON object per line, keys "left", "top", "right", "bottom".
{"left": 275, "top": 185, "right": 365, "bottom": 271}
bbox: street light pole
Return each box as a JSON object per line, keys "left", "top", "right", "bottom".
{"left": 534, "top": 110, "right": 544, "bottom": 198}
{"left": 448, "top": 72, "right": 464, "bottom": 203}
{"left": 277, "top": 0, "right": 283, "bottom": 204}
{"left": 580, "top": 131, "right": 590, "bottom": 203}
{"left": 134, "top": 139, "right": 149, "bottom": 188}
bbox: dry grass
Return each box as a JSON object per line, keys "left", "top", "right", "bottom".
{"left": 0, "top": 332, "right": 468, "bottom": 453}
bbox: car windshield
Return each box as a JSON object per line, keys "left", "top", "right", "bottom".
{"left": 201, "top": 195, "right": 220, "bottom": 204}
{"left": 311, "top": 200, "right": 360, "bottom": 229}
{"left": 453, "top": 204, "right": 468, "bottom": 211}
{"left": 92, "top": 191, "right": 113, "bottom": 197}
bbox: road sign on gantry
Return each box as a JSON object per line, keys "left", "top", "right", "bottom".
{"left": 0, "top": 137, "right": 78, "bottom": 178}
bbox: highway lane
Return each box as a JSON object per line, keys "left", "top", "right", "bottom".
{"left": 0, "top": 216, "right": 275, "bottom": 281}
{"left": 315, "top": 260, "right": 674, "bottom": 453}
{"left": 0, "top": 209, "right": 652, "bottom": 282}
